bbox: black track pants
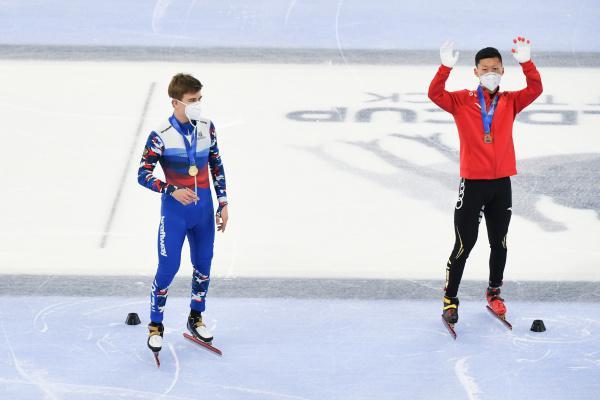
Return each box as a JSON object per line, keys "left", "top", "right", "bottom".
{"left": 444, "top": 177, "right": 512, "bottom": 298}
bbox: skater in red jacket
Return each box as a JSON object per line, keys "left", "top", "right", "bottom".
{"left": 428, "top": 37, "right": 543, "bottom": 326}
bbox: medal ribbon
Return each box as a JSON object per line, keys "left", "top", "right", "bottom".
{"left": 170, "top": 115, "right": 199, "bottom": 203}
{"left": 182, "top": 134, "right": 197, "bottom": 169}
{"left": 169, "top": 115, "right": 198, "bottom": 168}
{"left": 477, "top": 85, "right": 498, "bottom": 135}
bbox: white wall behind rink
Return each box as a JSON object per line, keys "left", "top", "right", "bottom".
{"left": 0, "top": 60, "right": 598, "bottom": 281}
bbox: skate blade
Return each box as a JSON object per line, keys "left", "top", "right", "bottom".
{"left": 183, "top": 332, "right": 223, "bottom": 356}
{"left": 152, "top": 351, "right": 160, "bottom": 368}
{"left": 441, "top": 316, "right": 457, "bottom": 340}
{"left": 486, "top": 305, "right": 513, "bottom": 330}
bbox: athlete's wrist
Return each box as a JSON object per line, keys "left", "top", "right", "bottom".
{"left": 217, "top": 201, "right": 228, "bottom": 215}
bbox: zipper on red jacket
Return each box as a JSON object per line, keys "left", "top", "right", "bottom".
{"left": 492, "top": 93, "right": 502, "bottom": 178}
{"left": 493, "top": 132, "right": 498, "bottom": 177}
{"left": 485, "top": 90, "right": 499, "bottom": 178}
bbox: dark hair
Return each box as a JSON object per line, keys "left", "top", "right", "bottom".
{"left": 475, "top": 47, "right": 502, "bottom": 66}
{"left": 168, "top": 73, "right": 203, "bottom": 100}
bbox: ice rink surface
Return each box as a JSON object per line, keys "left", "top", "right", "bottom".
{"left": 1, "top": 297, "right": 599, "bottom": 400}
{"left": 1, "top": 1, "right": 599, "bottom": 399}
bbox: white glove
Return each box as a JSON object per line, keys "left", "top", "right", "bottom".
{"left": 440, "top": 40, "right": 459, "bottom": 68}
{"left": 512, "top": 36, "right": 531, "bottom": 63}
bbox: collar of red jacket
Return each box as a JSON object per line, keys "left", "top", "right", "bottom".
{"left": 475, "top": 85, "right": 501, "bottom": 99}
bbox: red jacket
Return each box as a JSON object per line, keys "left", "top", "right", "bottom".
{"left": 428, "top": 61, "right": 543, "bottom": 179}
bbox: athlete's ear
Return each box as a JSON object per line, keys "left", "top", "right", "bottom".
{"left": 171, "top": 99, "right": 177, "bottom": 108}
{"left": 474, "top": 67, "right": 479, "bottom": 77}
{"left": 501, "top": 66, "right": 505, "bottom": 75}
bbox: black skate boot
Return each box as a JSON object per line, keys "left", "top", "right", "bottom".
{"left": 442, "top": 296, "right": 459, "bottom": 325}
{"left": 187, "top": 310, "right": 213, "bottom": 343}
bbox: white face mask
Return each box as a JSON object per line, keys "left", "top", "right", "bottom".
{"left": 175, "top": 99, "right": 202, "bottom": 121}
{"left": 479, "top": 72, "right": 502, "bottom": 91}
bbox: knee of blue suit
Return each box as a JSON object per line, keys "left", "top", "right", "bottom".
{"left": 191, "top": 267, "right": 211, "bottom": 312}
{"left": 193, "top": 259, "right": 212, "bottom": 275}
{"left": 154, "top": 268, "right": 179, "bottom": 289}
{"left": 150, "top": 279, "right": 170, "bottom": 323}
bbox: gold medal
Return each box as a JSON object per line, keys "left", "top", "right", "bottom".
{"left": 188, "top": 165, "right": 198, "bottom": 176}
{"left": 484, "top": 133, "right": 493, "bottom": 144}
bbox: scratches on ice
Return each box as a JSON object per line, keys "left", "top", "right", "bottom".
{"left": 163, "top": 343, "right": 180, "bottom": 396}
{"left": 1, "top": 308, "right": 59, "bottom": 400}
{"left": 455, "top": 357, "right": 482, "bottom": 400}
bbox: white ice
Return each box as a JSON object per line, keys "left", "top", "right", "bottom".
{"left": 1, "top": 297, "right": 599, "bottom": 399}
{"left": 1, "top": 2, "right": 599, "bottom": 399}
{"left": 1, "top": 61, "right": 599, "bottom": 280}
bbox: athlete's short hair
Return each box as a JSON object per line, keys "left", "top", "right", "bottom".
{"left": 168, "top": 73, "right": 203, "bottom": 100}
{"left": 475, "top": 47, "right": 502, "bottom": 66}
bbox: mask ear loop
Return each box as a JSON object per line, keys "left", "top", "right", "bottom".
{"left": 174, "top": 98, "right": 199, "bottom": 205}
{"left": 188, "top": 103, "right": 203, "bottom": 137}
{"left": 189, "top": 121, "right": 198, "bottom": 205}
{"left": 185, "top": 104, "right": 199, "bottom": 204}
{"left": 194, "top": 124, "right": 198, "bottom": 205}
{"left": 173, "top": 99, "right": 198, "bottom": 205}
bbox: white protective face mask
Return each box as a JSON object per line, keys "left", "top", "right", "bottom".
{"left": 175, "top": 99, "right": 202, "bottom": 121}
{"left": 479, "top": 72, "right": 502, "bottom": 91}
{"left": 185, "top": 101, "right": 202, "bottom": 121}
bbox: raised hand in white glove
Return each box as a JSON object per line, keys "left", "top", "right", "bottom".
{"left": 512, "top": 36, "right": 531, "bottom": 63}
{"left": 440, "top": 40, "right": 459, "bottom": 68}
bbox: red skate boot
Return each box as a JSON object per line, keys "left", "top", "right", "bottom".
{"left": 486, "top": 287, "right": 506, "bottom": 317}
